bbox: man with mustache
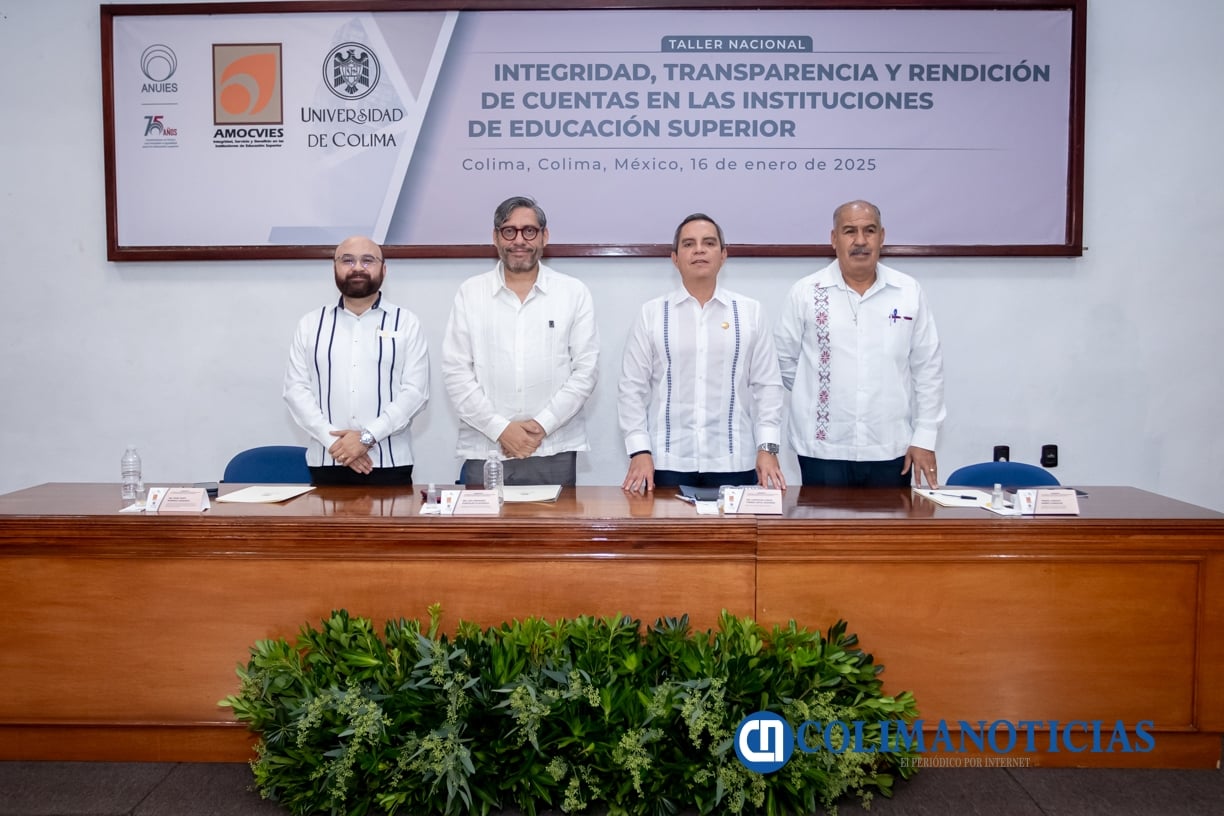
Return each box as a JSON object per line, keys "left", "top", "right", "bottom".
{"left": 442, "top": 196, "right": 599, "bottom": 486}
{"left": 283, "top": 235, "right": 429, "bottom": 485}
{"left": 775, "top": 200, "right": 945, "bottom": 488}
{"left": 619, "top": 213, "right": 785, "bottom": 493}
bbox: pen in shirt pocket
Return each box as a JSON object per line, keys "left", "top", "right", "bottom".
{"left": 548, "top": 319, "right": 555, "bottom": 328}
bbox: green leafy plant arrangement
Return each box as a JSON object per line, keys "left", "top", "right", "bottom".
{"left": 221, "top": 606, "right": 918, "bottom": 816}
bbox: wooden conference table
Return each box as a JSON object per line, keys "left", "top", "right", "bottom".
{"left": 0, "top": 482, "right": 1221, "bottom": 767}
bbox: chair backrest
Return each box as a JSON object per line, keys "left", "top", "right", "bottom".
{"left": 945, "top": 461, "right": 1060, "bottom": 489}
{"left": 222, "top": 445, "right": 311, "bottom": 484}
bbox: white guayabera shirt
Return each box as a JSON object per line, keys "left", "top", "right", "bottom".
{"left": 775, "top": 261, "right": 945, "bottom": 461}
{"left": 619, "top": 285, "right": 783, "bottom": 474}
{"left": 284, "top": 295, "right": 430, "bottom": 468}
{"left": 442, "top": 263, "right": 600, "bottom": 459}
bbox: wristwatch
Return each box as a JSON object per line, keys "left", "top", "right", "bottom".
{"left": 757, "top": 442, "right": 780, "bottom": 455}
{"left": 359, "top": 429, "right": 375, "bottom": 448}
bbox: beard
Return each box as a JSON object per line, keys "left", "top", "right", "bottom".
{"left": 498, "top": 246, "right": 541, "bottom": 275}
{"left": 336, "top": 270, "right": 382, "bottom": 298}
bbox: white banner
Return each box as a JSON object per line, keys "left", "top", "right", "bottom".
{"left": 105, "top": 4, "right": 1081, "bottom": 257}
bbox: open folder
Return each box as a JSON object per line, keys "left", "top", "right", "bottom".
{"left": 501, "top": 485, "right": 562, "bottom": 503}
{"left": 216, "top": 485, "right": 316, "bottom": 503}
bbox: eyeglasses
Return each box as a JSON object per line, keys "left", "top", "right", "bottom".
{"left": 335, "top": 254, "right": 383, "bottom": 269}
{"left": 497, "top": 225, "right": 541, "bottom": 241}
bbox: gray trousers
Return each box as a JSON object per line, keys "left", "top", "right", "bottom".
{"left": 461, "top": 451, "right": 577, "bottom": 486}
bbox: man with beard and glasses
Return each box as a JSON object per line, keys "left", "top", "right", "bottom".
{"left": 775, "top": 200, "right": 945, "bottom": 488}
{"left": 283, "top": 235, "right": 429, "bottom": 486}
{"left": 442, "top": 196, "right": 598, "bottom": 486}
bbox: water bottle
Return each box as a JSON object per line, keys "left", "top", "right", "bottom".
{"left": 482, "top": 449, "right": 504, "bottom": 504}
{"left": 991, "top": 482, "right": 1005, "bottom": 508}
{"left": 121, "top": 446, "right": 143, "bottom": 504}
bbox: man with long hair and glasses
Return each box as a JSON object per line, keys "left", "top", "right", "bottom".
{"left": 284, "top": 235, "right": 429, "bottom": 485}
{"left": 442, "top": 196, "right": 599, "bottom": 486}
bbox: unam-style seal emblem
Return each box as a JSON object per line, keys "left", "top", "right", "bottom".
{"left": 324, "top": 42, "right": 380, "bottom": 100}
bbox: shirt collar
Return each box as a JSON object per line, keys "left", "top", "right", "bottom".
{"left": 669, "top": 284, "right": 730, "bottom": 308}
{"left": 333, "top": 292, "right": 383, "bottom": 315}
{"left": 495, "top": 261, "right": 549, "bottom": 295}
{"left": 816, "top": 260, "right": 894, "bottom": 296}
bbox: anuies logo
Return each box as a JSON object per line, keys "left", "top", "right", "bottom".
{"left": 140, "top": 44, "right": 178, "bottom": 93}
{"left": 325, "top": 42, "right": 380, "bottom": 100}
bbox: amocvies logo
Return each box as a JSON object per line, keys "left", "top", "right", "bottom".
{"left": 213, "top": 43, "right": 283, "bottom": 125}
{"left": 212, "top": 43, "right": 284, "bottom": 147}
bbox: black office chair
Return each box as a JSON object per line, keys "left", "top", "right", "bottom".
{"left": 222, "top": 445, "right": 311, "bottom": 484}
{"left": 945, "top": 461, "right": 1060, "bottom": 490}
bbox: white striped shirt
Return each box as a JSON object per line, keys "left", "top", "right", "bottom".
{"left": 619, "top": 286, "right": 783, "bottom": 473}
{"left": 284, "top": 295, "right": 429, "bottom": 468}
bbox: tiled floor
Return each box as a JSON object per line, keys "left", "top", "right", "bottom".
{"left": 1, "top": 761, "right": 1222, "bottom": 815}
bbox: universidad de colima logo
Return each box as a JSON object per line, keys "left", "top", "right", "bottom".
{"left": 733, "top": 711, "right": 1156, "bottom": 773}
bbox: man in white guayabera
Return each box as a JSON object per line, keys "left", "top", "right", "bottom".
{"left": 284, "top": 235, "right": 429, "bottom": 486}
{"left": 775, "top": 200, "right": 945, "bottom": 488}
{"left": 442, "top": 196, "right": 599, "bottom": 486}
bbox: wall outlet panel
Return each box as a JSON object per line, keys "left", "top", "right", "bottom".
{"left": 1041, "top": 444, "right": 1058, "bottom": 467}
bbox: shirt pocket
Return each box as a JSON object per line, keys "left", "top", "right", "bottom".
{"left": 369, "top": 328, "right": 410, "bottom": 366}
{"left": 528, "top": 315, "right": 573, "bottom": 390}
{"left": 877, "top": 301, "right": 918, "bottom": 375}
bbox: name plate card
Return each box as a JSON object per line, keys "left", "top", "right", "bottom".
{"left": 450, "top": 489, "right": 502, "bottom": 516}
{"left": 1013, "top": 488, "right": 1080, "bottom": 515}
{"left": 722, "top": 487, "right": 784, "bottom": 515}
{"left": 147, "top": 487, "right": 210, "bottom": 513}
